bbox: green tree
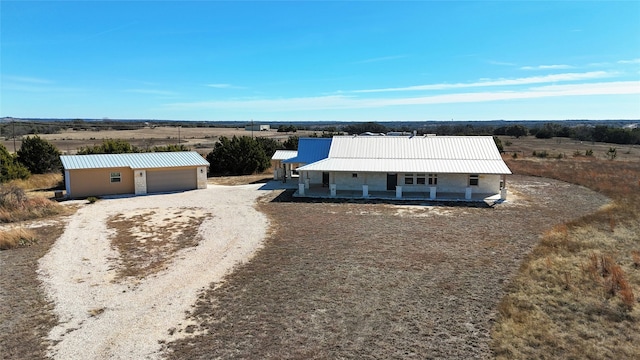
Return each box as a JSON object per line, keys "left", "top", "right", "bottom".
{"left": 505, "top": 125, "right": 528, "bottom": 138}
{"left": 0, "top": 144, "right": 30, "bottom": 182}
{"left": 77, "top": 139, "right": 140, "bottom": 154}
{"left": 206, "top": 136, "right": 270, "bottom": 175}
{"left": 254, "top": 137, "right": 281, "bottom": 158}
{"left": 493, "top": 136, "right": 504, "bottom": 153}
{"left": 283, "top": 136, "right": 299, "bottom": 150}
{"left": 17, "top": 135, "right": 62, "bottom": 174}
{"left": 151, "top": 144, "right": 191, "bottom": 152}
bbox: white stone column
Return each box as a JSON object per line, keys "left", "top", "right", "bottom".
{"left": 396, "top": 185, "right": 402, "bottom": 199}
{"left": 362, "top": 184, "right": 369, "bottom": 197}
{"left": 330, "top": 184, "right": 337, "bottom": 197}
{"left": 197, "top": 167, "right": 207, "bottom": 189}
{"left": 465, "top": 187, "right": 472, "bottom": 200}
{"left": 429, "top": 186, "right": 437, "bottom": 199}
{"left": 501, "top": 188, "right": 508, "bottom": 200}
{"left": 304, "top": 178, "right": 310, "bottom": 189}
{"left": 135, "top": 170, "right": 147, "bottom": 195}
{"left": 298, "top": 183, "right": 305, "bottom": 196}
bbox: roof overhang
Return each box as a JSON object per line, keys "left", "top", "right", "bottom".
{"left": 297, "top": 158, "right": 512, "bottom": 175}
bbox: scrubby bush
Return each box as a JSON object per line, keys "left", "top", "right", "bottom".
{"left": 0, "top": 144, "right": 30, "bottom": 183}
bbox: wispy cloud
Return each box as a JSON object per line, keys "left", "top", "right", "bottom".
{"left": 205, "top": 83, "right": 245, "bottom": 89}
{"left": 124, "top": 89, "right": 178, "bottom": 96}
{"left": 352, "top": 55, "right": 408, "bottom": 64}
{"left": 487, "top": 60, "right": 517, "bottom": 66}
{"left": 349, "top": 71, "right": 614, "bottom": 93}
{"left": 618, "top": 58, "right": 640, "bottom": 64}
{"left": 165, "top": 80, "right": 640, "bottom": 112}
{"left": 3, "top": 75, "right": 53, "bottom": 84}
{"left": 521, "top": 64, "right": 574, "bottom": 70}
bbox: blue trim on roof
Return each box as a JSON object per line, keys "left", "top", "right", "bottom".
{"left": 283, "top": 138, "right": 332, "bottom": 164}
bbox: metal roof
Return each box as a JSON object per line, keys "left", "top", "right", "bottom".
{"left": 283, "top": 138, "right": 332, "bottom": 164}
{"left": 271, "top": 150, "right": 298, "bottom": 161}
{"left": 297, "top": 136, "right": 512, "bottom": 174}
{"left": 60, "top": 151, "right": 210, "bottom": 170}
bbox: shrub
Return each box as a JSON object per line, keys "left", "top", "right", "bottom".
{"left": 87, "top": 196, "right": 99, "bottom": 204}
{"left": 585, "top": 149, "right": 594, "bottom": 157}
{"left": 17, "top": 135, "right": 62, "bottom": 174}
{"left": 0, "top": 144, "right": 30, "bottom": 183}
{"left": 0, "top": 184, "right": 64, "bottom": 222}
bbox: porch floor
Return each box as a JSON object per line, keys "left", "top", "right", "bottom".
{"left": 293, "top": 184, "right": 503, "bottom": 203}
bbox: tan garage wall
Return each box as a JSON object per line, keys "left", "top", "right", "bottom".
{"left": 146, "top": 167, "right": 197, "bottom": 193}
{"left": 67, "top": 167, "right": 135, "bottom": 198}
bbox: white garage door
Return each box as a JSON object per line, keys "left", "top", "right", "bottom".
{"left": 146, "top": 168, "right": 197, "bottom": 193}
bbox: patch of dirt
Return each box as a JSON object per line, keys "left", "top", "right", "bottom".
{"left": 107, "top": 207, "right": 211, "bottom": 280}
{"left": 163, "top": 175, "right": 610, "bottom": 359}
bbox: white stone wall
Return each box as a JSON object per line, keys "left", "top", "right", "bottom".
{"left": 134, "top": 170, "right": 147, "bottom": 195}
{"left": 197, "top": 166, "right": 207, "bottom": 189}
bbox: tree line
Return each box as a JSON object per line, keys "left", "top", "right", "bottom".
{"left": 0, "top": 135, "right": 302, "bottom": 183}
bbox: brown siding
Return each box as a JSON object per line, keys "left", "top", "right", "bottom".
{"left": 67, "top": 167, "right": 135, "bottom": 198}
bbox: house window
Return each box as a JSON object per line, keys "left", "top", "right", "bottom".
{"left": 469, "top": 174, "right": 479, "bottom": 186}
{"left": 352, "top": 173, "right": 358, "bottom": 178}
{"left": 110, "top": 172, "right": 122, "bottom": 183}
{"left": 404, "top": 174, "right": 414, "bottom": 185}
{"left": 428, "top": 174, "right": 438, "bottom": 185}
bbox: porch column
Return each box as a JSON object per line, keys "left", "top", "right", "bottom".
{"left": 396, "top": 185, "right": 402, "bottom": 199}
{"left": 429, "top": 186, "right": 437, "bottom": 199}
{"left": 330, "top": 184, "right": 337, "bottom": 197}
{"left": 500, "top": 174, "right": 508, "bottom": 200}
{"left": 362, "top": 184, "right": 369, "bottom": 198}
{"left": 465, "top": 187, "right": 472, "bottom": 200}
{"left": 298, "top": 183, "right": 305, "bottom": 196}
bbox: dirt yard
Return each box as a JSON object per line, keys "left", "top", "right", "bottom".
{"left": 163, "top": 175, "right": 609, "bottom": 359}
{"left": 0, "top": 175, "right": 610, "bottom": 359}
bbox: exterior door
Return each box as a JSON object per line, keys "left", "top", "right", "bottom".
{"left": 322, "top": 172, "right": 330, "bottom": 187}
{"left": 386, "top": 173, "right": 397, "bottom": 190}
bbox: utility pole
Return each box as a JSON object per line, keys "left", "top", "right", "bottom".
{"left": 251, "top": 119, "right": 254, "bottom": 139}
{"left": 12, "top": 119, "right": 17, "bottom": 153}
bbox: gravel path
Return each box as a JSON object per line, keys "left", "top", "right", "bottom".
{"left": 37, "top": 184, "right": 268, "bottom": 360}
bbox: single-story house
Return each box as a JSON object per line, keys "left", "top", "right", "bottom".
{"left": 60, "top": 151, "right": 210, "bottom": 199}
{"left": 295, "top": 135, "right": 512, "bottom": 201}
{"left": 271, "top": 150, "right": 298, "bottom": 181}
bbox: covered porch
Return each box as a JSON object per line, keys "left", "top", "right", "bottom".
{"left": 293, "top": 183, "right": 504, "bottom": 203}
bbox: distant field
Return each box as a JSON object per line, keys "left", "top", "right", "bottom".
{"left": 3, "top": 127, "right": 638, "bottom": 160}
{"left": 497, "top": 135, "right": 639, "bottom": 161}
{"left": 1, "top": 126, "right": 317, "bottom": 155}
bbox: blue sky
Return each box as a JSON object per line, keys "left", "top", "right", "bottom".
{"left": 1, "top": 1, "right": 639, "bottom": 122}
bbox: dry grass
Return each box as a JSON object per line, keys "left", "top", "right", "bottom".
{"left": 0, "top": 184, "right": 66, "bottom": 223}
{"left": 492, "top": 156, "right": 640, "bottom": 359}
{"left": 6, "top": 173, "right": 63, "bottom": 192}
{"left": 0, "top": 227, "right": 38, "bottom": 250}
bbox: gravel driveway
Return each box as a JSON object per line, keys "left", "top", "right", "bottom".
{"left": 37, "top": 184, "right": 268, "bottom": 360}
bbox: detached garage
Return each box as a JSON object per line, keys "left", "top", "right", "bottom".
{"left": 60, "top": 151, "right": 209, "bottom": 199}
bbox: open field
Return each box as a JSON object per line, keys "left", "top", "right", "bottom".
{"left": 1, "top": 132, "right": 638, "bottom": 359}
{"left": 1, "top": 127, "right": 316, "bottom": 155}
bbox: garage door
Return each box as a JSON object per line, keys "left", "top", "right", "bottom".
{"left": 146, "top": 168, "right": 197, "bottom": 193}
